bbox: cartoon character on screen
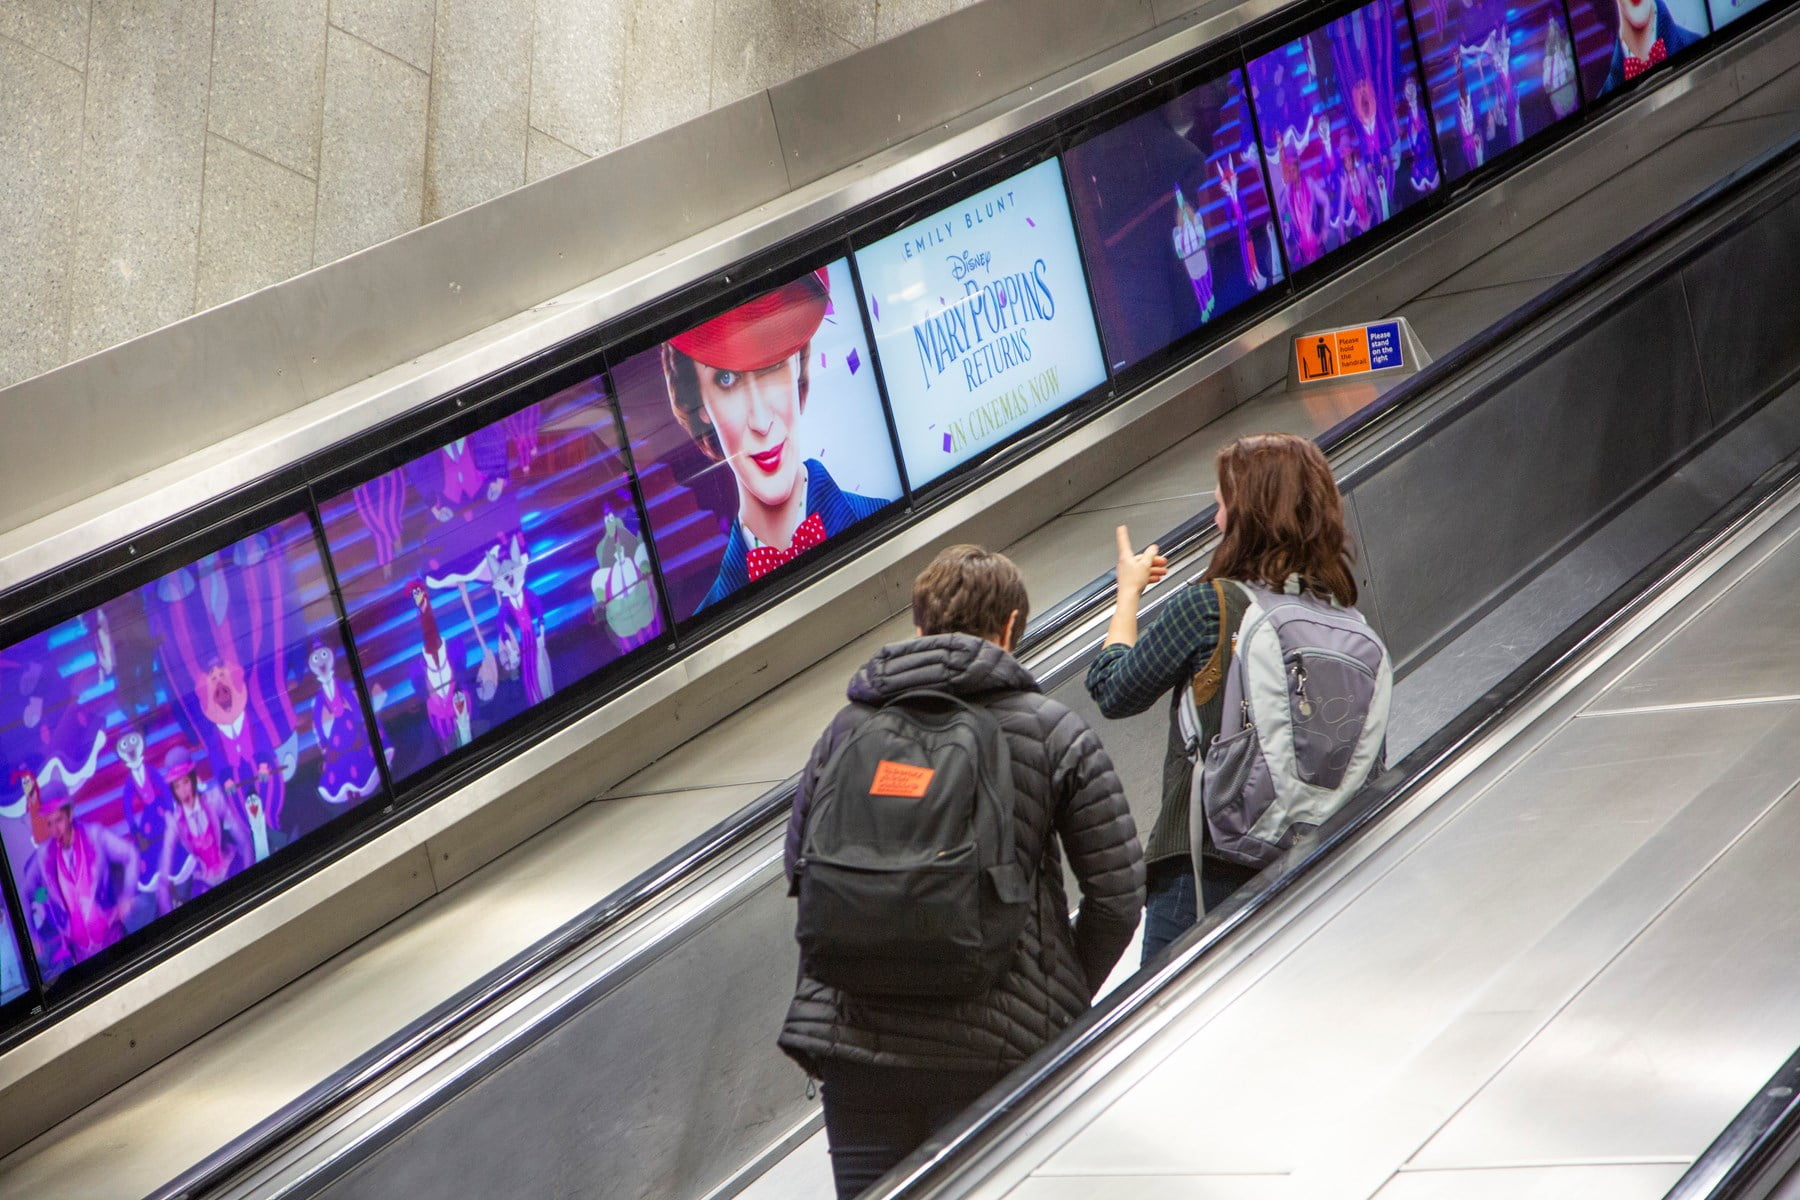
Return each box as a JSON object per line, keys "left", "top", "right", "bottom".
{"left": 308, "top": 642, "right": 384, "bottom": 807}
{"left": 0, "top": 720, "right": 109, "bottom": 844}
{"left": 352, "top": 468, "right": 408, "bottom": 583}
{"left": 502, "top": 405, "right": 542, "bottom": 477}
{"left": 662, "top": 267, "right": 888, "bottom": 612}
{"left": 426, "top": 534, "right": 553, "bottom": 708}
{"left": 157, "top": 745, "right": 254, "bottom": 898}
{"left": 184, "top": 653, "right": 286, "bottom": 840}
{"left": 1331, "top": 128, "right": 1379, "bottom": 238}
{"left": 1402, "top": 77, "right": 1442, "bottom": 193}
{"left": 116, "top": 729, "right": 196, "bottom": 915}
{"left": 1266, "top": 116, "right": 1333, "bottom": 265}
{"left": 407, "top": 581, "right": 477, "bottom": 756}
{"left": 1603, "top": 0, "right": 1703, "bottom": 92}
{"left": 1455, "top": 65, "right": 1485, "bottom": 172}
{"left": 1326, "top": 5, "right": 1407, "bottom": 211}
{"left": 1543, "top": 15, "right": 1581, "bottom": 120}
{"left": 18, "top": 778, "right": 141, "bottom": 967}
{"left": 1216, "top": 152, "right": 1274, "bottom": 291}
{"left": 1170, "top": 185, "right": 1217, "bottom": 321}
{"left": 143, "top": 547, "right": 304, "bottom": 799}
{"left": 593, "top": 508, "right": 660, "bottom": 652}
{"left": 407, "top": 425, "right": 511, "bottom": 529}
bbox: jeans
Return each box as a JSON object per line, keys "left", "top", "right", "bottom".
{"left": 1140, "top": 855, "right": 1258, "bottom": 965}
{"left": 818, "top": 1060, "right": 1003, "bottom": 1199}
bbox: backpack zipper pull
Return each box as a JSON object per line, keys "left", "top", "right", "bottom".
{"left": 1291, "top": 662, "right": 1313, "bottom": 718}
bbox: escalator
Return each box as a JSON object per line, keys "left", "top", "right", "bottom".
{"left": 99, "top": 78, "right": 1800, "bottom": 1200}
{"left": 3, "top": 8, "right": 1800, "bottom": 1200}
{"left": 799, "top": 137, "right": 1800, "bottom": 1200}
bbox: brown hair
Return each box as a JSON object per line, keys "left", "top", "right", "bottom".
{"left": 912, "top": 545, "right": 1030, "bottom": 643}
{"left": 663, "top": 342, "right": 812, "bottom": 462}
{"left": 1204, "top": 433, "right": 1357, "bottom": 605}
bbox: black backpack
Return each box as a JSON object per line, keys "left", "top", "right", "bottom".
{"left": 794, "top": 689, "right": 1031, "bottom": 998}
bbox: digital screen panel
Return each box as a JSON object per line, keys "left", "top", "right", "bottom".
{"left": 613, "top": 258, "right": 902, "bottom": 624}
{"left": 855, "top": 159, "right": 1108, "bottom": 488}
{"left": 1708, "top": 0, "right": 1773, "bottom": 27}
{"left": 1412, "top": 0, "right": 1585, "bottom": 181}
{"left": 0, "top": 516, "right": 379, "bottom": 983}
{"left": 1, "top": 894, "right": 24, "bottom": 1005}
{"left": 1563, "top": 0, "right": 1710, "bottom": 103}
{"left": 1247, "top": 0, "right": 1442, "bottom": 272}
{"left": 320, "top": 387, "right": 656, "bottom": 781}
{"left": 1063, "top": 69, "right": 1285, "bottom": 372}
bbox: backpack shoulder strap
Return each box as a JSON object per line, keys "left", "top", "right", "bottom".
{"left": 1193, "top": 580, "right": 1251, "bottom": 740}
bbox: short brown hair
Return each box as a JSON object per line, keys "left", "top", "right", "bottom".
{"left": 1205, "top": 433, "right": 1358, "bottom": 605}
{"left": 912, "top": 545, "right": 1030, "bottom": 641}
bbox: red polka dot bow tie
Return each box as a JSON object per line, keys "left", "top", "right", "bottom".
{"left": 746, "top": 512, "right": 828, "bottom": 582}
{"left": 1623, "top": 38, "right": 1667, "bottom": 81}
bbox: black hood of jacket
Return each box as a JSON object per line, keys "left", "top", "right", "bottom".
{"left": 846, "top": 633, "right": 1042, "bottom": 706}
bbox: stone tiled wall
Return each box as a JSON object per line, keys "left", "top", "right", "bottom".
{"left": 0, "top": 0, "right": 980, "bottom": 391}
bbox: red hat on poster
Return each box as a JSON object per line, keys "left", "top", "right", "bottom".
{"left": 668, "top": 267, "right": 831, "bottom": 373}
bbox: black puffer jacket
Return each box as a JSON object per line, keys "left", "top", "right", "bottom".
{"left": 779, "top": 634, "right": 1145, "bottom": 1076}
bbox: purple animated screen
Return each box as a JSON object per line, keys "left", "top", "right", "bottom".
{"left": 0, "top": 516, "right": 379, "bottom": 984}
{"left": 1412, "top": 0, "right": 1585, "bottom": 181}
{"left": 1562, "top": 0, "right": 1711, "bottom": 103}
{"left": 1247, "top": 0, "right": 1441, "bottom": 272}
{"left": 1063, "top": 69, "right": 1284, "bottom": 371}
{"left": 319, "top": 385, "right": 657, "bottom": 782}
{"left": 1, "top": 895, "right": 24, "bottom": 1004}
{"left": 613, "top": 258, "right": 903, "bottom": 625}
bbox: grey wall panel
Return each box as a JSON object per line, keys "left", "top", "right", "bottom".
{"left": 279, "top": 91, "right": 789, "bottom": 417}
{"left": 1354, "top": 277, "right": 1712, "bottom": 670}
{"left": 0, "top": 92, "right": 788, "bottom": 538}
{"left": 1681, "top": 191, "right": 1800, "bottom": 425}
{"left": 768, "top": 0, "right": 1158, "bottom": 189}
{"left": 317, "top": 872, "right": 806, "bottom": 1200}
{"left": 0, "top": 291, "right": 312, "bottom": 533}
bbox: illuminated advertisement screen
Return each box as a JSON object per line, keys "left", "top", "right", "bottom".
{"left": 1708, "top": 0, "right": 1772, "bottom": 27}
{"left": 1412, "top": 0, "right": 1585, "bottom": 181}
{"left": 1, "top": 896, "right": 24, "bottom": 1004}
{"left": 1247, "top": 0, "right": 1442, "bottom": 272}
{"left": 855, "top": 158, "right": 1108, "bottom": 488}
{"left": 1563, "top": 0, "right": 1711, "bottom": 103}
{"left": 0, "top": 516, "right": 380, "bottom": 984}
{"left": 613, "top": 258, "right": 903, "bottom": 624}
{"left": 320, "top": 385, "right": 656, "bottom": 781}
{"left": 1063, "top": 69, "right": 1284, "bottom": 372}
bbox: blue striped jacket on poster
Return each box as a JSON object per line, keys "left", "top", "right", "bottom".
{"left": 696, "top": 459, "right": 889, "bottom": 614}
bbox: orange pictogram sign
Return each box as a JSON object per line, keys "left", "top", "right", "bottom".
{"left": 1294, "top": 321, "right": 1403, "bottom": 383}
{"left": 870, "top": 761, "right": 936, "bottom": 798}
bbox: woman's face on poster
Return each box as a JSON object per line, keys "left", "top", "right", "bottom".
{"left": 699, "top": 351, "right": 806, "bottom": 511}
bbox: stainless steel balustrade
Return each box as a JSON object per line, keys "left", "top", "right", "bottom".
{"left": 157, "top": 120, "right": 1800, "bottom": 1200}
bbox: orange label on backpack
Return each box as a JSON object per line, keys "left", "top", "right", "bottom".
{"left": 870, "top": 761, "right": 935, "bottom": 798}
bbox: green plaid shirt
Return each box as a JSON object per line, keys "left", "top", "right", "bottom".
{"left": 1085, "top": 578, "right": 1223, "bottom": 719}
{"left": 1086, "top": 578, "right": 1224, "bottom": 864}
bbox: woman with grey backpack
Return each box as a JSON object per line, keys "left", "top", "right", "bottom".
{"left": 1086, "top": 432, "right": 1392, "bottom": 964}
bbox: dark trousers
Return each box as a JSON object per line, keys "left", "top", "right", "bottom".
{"left": 818, "top": 1059, "right": 1002, "bottom": 1199}
{"left": 1140, "top": 855, "right": 1259, "bottom": 965}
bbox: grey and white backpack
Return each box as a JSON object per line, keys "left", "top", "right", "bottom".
{"left": 1178, "top": 579, "right": 1392, "bottom": 869}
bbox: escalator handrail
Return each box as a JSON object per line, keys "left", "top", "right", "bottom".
{"left": 854, "top": 143, "right": 1800, "bottom": 1197}
{"left": 159, "top": 114, "right": 1800, "bottom": 1200}
{"left": 1664, "top": 1044, "right": 1800, "bottom": 1200}
{"left": 866, "top": 458, "right": 1800, "bottom": 1200}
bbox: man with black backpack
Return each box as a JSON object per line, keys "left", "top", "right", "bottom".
{"left": 781, "top": 544, "right": 1145, "bottom": 1199}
